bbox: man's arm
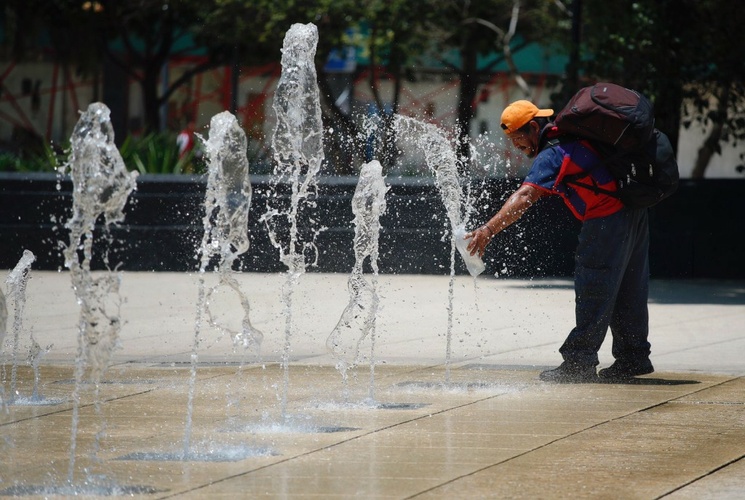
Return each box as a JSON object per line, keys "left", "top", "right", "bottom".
{"left": 465, "top": 183, "right": 544, "bottom": 257}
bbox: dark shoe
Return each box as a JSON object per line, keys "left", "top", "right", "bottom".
{"left": 539, "top": 362, "right": 598, "bottom": 383}
{"left": 598, "top": 360, "right": 654, "bottom": 382}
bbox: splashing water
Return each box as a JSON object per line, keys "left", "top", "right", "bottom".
{"left": 26, "top": 336, "right": 53, "bottom": 401}
{"left": 5, "top": 250, "right": 36, "bottom": 403}
{"left": 453, "top": 226, "right": 486, "bottom": 276}
{"left": 0, "top": 284, "right": 5, "bottom": 408}
{"left": 184, "top": 111, "right": 261, "bottom": 456}
{"left": 392, "top": 115, "right": 481, "bottom": 382}
{"left": 261, "top": 22, "right": 325, "bottom": 420}
{"left": 0, "top": 288, "right": 3, "bottom": 410}
{"left": 1, "top": 259, "right": 60, "bottom": 409}
{"left": 202, "top": 112, "right": 264, "bottom": 352}
{"left": 0, "top": 284, "right": 6, "bottom": 348}
{"left": 327, "top": 160, "right": 388, "bottom": 400}
{"left": 0, "top": 288, "right": 8, "bottom": 349}
{"left": 61, "top": 102, "right": 138, "bottom": 483}
{"left": 393, "top": 116, "right": 463, "bottom": 229}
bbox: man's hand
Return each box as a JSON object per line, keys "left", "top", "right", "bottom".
{"left": 464, "top": 184, "right": 543, "bottom": 258}
{"left": 465, "top": 226, "right": 493, "bottom": 258}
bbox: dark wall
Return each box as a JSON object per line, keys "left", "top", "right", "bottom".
{"left": 648, "top": 179, "right": 745, "bottom": 279}
{"left": 1, "top": 173, "right": 743, "bottom": 279}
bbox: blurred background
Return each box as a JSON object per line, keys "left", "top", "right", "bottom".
{"left": 0, "top": 0, "right": 743, "bottom": 179}
{"left": 1, "top": 1, "right": 744, "bottom": 279}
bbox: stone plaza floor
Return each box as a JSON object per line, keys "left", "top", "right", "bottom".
{"left": 1, "top": 271, "right": 744, "bottom": 498}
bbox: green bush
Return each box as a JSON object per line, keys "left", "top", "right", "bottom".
{"left": 0, "top": 142, "right": 62, "bottom": 173}
{"left": 0, "top": 132, "right": 206, "bottom": 175}
{"left": 119, "top": 132, "right": 205, "bottom": 175}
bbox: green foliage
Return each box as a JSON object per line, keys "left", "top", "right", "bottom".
{"left": 582, "top": 1, "right": 693, "bottom": 94}
{"left": 580, "top": 0, "right": 745, "bottom": 174}
{"left": 0, "top": 133, "right": 204, "bottom": 175}
{"left": 8, "top": 0, "right": 742, "bottom": 178}
{"left": 0, "top": 142, "right": 63, "bottom": 173}
{"left": 119, "top": 133, "right": 204, "bottom": 175}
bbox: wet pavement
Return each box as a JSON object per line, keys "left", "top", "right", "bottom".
{"left": 1, "top": 272, "right": 744, "bottom": 498}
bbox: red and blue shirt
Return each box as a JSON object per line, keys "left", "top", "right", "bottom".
{"left": 523, "top": 137, "right": 624, "bottom": 221}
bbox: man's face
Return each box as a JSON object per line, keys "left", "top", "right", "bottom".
{"left": 506, "top": 121, "right": 538, "bottom": 158}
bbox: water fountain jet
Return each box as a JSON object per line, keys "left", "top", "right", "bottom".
{"left": 327, "top": 160, "right": 388, "bottom": 401}
{"left": 183, "top": 110, "right": 262, "bottom": 457}
{"left": 2, "top": 250, "right": 61, "bottom": 407}
{"left": 391, "top": 115, "right": 483, "bottom": 382}
{"left": 61, "top": 102, "right": 138, "bottom": 484}
{"left": 261, "top": 22, "right": 325, "bottom": 420}
{"left": 3, "top": 250, "right": 35, "bottom": 403}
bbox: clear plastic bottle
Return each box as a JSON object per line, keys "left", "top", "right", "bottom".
{"left": 454, "top": 225, "right": 485, "bottom": 277}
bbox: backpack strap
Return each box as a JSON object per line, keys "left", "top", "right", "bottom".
{"left": 563, "top": 176, "right": 619, "bottom": 197}
{"left": 544, "top": 138, "right": 561, "bottom": 149}
{"left": 539, "top": 131, "right": 622, "bottom": 197}
{"left": 561, "top": 141, "right": 625, "bottom": 198}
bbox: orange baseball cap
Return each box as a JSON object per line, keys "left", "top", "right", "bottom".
{"left": 500, "top": 100, "right": 554, "bottom": 134}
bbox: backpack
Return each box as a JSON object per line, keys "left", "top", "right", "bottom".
{"left": 553, "top": 82, "right": 679, "bottom": 208}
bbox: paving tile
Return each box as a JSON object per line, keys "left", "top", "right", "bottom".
{"left": 193, "top": 473, "right": 440, "bottom": 499}
{"left": 666, "top": 456, "right": 745, "bottom": 499}
{"left": 2, "top": 273, "right": 743, "bottom": 498}
{"left": 414, "top": 381, "right": 745, "bottom": 499}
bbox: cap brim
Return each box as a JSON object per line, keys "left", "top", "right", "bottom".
{"left": 535, "top": 108, "right": 554, "bottom": 117}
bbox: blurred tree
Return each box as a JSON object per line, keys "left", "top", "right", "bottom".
{"left": 32, "top": 0, "right": 745, "bottom": 178}
{"left": 91, "top": 0, "right": 239, "bottom": 134}
{"left": 5, "top": 0, "right": 568, "bottom": 172}
{"left": 5, "top": 0, "right": 221, "bottom": 134}
{"left": 350, "top": 0, "right": 430, "bottom": 168}
{"left": 355, "top": 0, "right": 567, "bottom": 172}
{"left": 683, "top": 0, "right": 745, "bottom": 178}
{"left": 582, "top": 1, "right": 690, "bottom": 156}
{"left": 581, "top": 0, "right": 745, "bottom": 177}
{"left": 7, "top": 0, "right": 353, "bottom": 135}
{"left": 430, "top": 1, "right": 559, "bottom": 166}
{"left": 2, "top": 1, "right": 104, "bottom": 148}
{"left": 2, "top": 0, "right": 44, "bottom": 61}
{"left": 203, "top": 0, "right": 369, "bottom": 174}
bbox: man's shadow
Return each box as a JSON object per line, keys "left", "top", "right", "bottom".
{"left": 598, "top": 377, "right": 700, "bottom": 386}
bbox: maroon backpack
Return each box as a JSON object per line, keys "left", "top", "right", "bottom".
{"left": 554, "top": 82, "right": 655, "bottom": 151}
{"left": 553, "top": 82, "right": 678, "bottom": 208}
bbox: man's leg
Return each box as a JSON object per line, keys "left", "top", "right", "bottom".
{"left": 604, "top": 208, "right": 653, "bottom": 377}
{"left": 559, "top": 209, "right": 637, "bottom": 367}
{"left": 541, "top": 210, "right": 635, "bottom": 382}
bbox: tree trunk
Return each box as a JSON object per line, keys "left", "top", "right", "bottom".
{"left": 653, "top": 0, "right": 687, "bottom": 157}
{"left": 653, "top": 82, "right": 683, "bottom": 157}
{"left": 317, "top": 74, "right": 363, "bottom": 175}
{"left": 457, "top": 44, "right": 479, "bottom": 174}
{"left": 691, "top": 85, "right": 730, "bottom": 179}
{"left": 381, "top": 33, "right": 404, "bottom": 170}
{"left": 141, "top": 67, "right": 162, "bottom": 134}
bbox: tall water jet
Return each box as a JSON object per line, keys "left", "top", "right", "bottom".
{"left": 61, "top": 102, "right": 138, "bottom": 483}
{"left": 26, "top": 334, "right": 53, "bottom": 402}
{"left": 0, "top": 285, "right": 5, "bottom": 345}
{"left": 0, "top": 285, "right": 5, "bottom": 408}
{"left": 2, "top": 251, "right": 59, "bottom": 407}
{"left": 184, "top": 111, "right": 261, "bottom": 456}
{"left": 392, "top": 115, "right": 483, "bottom": 381}
{"left": 202, "top": 111, "right": 264, "bottom": 353}
{"left": 261, "top": 22, "right": 325, "bottom": 419}
{"left": 393, "top": 116, "right": 463, "bottom": 231}
{"left": 327, "top": 160, "right": 388, "bottom": 400}
{"left": 0, "top": 284, "right": 6, "bottom": 348}
{"left": 5, "top": 249, "right": 36, "bottom": 403}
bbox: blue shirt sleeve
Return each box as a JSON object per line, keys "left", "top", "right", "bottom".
{"left": 523, "top": 146, "right": 564, "bottom": 192}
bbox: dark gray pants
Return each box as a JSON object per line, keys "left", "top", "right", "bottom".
{"left": 560, "top": 207, "right": 651, "bottom": 367}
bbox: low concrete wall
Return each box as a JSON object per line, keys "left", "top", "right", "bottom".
{"left": 1, "top": 173, "right": 742, "bottom": 279}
